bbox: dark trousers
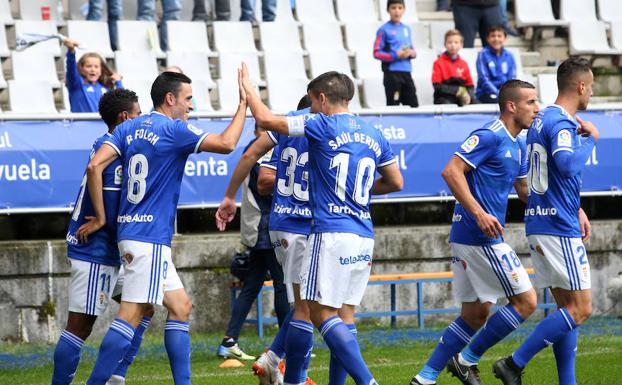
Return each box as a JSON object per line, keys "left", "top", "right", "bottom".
{"left": 193, "top": 0, "right": 231, "bottom": 21}
{"left": 225, "top": 248, "right": 289, "bottom": 339}
{"left": 453, "top": 3, "right": 503, "bottom": 48}
{"left": 383, "top": 71, "right": 419, "bottom": 107}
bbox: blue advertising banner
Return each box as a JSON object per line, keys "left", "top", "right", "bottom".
{"left": 0, "top": 111, "right": 621, "bottom": 213}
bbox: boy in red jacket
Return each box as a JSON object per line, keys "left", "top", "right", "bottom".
{"left": 432, "top": 29, "right": 476, "bottom": 106}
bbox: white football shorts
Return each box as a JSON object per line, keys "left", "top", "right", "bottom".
{"left": 527, "top": 235, "right": 591, "bottom": 291}
{"left": 270, "top": 230, "right": 308, "bottom": 303}
{"left": 68, "top": 258, "right": 120, "bottom": 316}
{"left": 118, "top": 240, "right": 184, "bottom": 305}
{"left": 299, "top": 232, "right": 375, "bottom": 308}
{"left": 451, "top": 242, "right": 533, "bottom": 304}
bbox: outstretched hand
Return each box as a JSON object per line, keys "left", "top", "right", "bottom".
{"left": 239, "top": 62, "right": 256, "bottom": 98}
{"left": 215, "top": 197, "right": 237, "bottom": 232}
{"left": 237, "top": 65, "right": 247, "bottom": 104}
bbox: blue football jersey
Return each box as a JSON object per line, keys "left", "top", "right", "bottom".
{"left": 264, "top": 107, "right": 312, "bottom": 235}
{"left": 105, "top": 111, "right": 209, "bottom": 246}
{"left": 525, "top": 105, "right": 586, "bottom": 237}
{"left": 287, "top": 113, "right": 396, "bottom": 238}
{"left": 66, "top": 133, "right": 122, "bottom": 266}
{"left": 449, "top": 119, "right": 528, "bottom": 246}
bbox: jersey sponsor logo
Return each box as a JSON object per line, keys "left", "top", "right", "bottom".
{"left": 339, "top": 254, "right": 372, "bottom": 265}
{"left": 273, "top": 202, "right": 312, "bottom": 217}
{"left": 557, "top": 130, "right": 572, "bottom": 147}
{"left": 460, "top": 135, "right": 479, "bottom": 153}
{"left": 66, "top": 231, "right": 79, "bottom": 245}
{"left": 452, "top": 213, "right": 462, "bottom": 222}
{"left": 114, "top": 165, "right": 123, "bottom": 185}
{"left": 524, "top": 205, "right": 558, "bottom": 217}
{"left": 117, "top": 213, "right": 154, "bottom": 223}
{"left": 327, "top": 203, "right": 371, "bottom": 220}
{"left": 187, "top": 123, "right": 203, "bottom": 136}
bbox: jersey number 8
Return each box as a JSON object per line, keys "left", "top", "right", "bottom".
{"left": 526, "top": 143, "right": 548, "bottom": 195}
{"left": 127, "top": 154, "right": 149, "bottom": 204}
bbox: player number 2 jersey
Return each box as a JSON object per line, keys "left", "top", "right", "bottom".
{"left": 105, "top": 112, "right": 209, "bottom": 246}
{"left": 287, "top": 113, "right": 396, "bottom": 239}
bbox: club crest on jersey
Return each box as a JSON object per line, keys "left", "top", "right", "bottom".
{"left": 122, "top": 253, "right": 134, "bottom": 265}
{"left": 557, "top": 130, "right": 572, "bottom": 147}
{"left": 98, "top": 291, "right": 106, "bottom": 305}
{"left": 187, "top": 123, "right": 203, "bottom": 136}
{"left": 114, "top": 165, "right": 123, "bottom": 185}
{"left": 461, "top": 135, "right": 479, "bottom": 153}
{"left": 512, "top": 271, "right": 519, "bottom": 283}
{"left": 280, "top": 239, "right": 289, "bottom": 249}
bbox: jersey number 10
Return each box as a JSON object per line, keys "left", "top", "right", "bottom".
{"left": 330, "top": 153, "right": 376, "bottom": 206}
{"left": 526, "top": 143, "right": 548, "bottom": 195}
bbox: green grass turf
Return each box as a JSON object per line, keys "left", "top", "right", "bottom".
{"left": 1, "top": 318, "right": 621, "bottom": 385}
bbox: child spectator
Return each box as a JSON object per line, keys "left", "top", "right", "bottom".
{"left": 63, "top": 38, "right": 123, "bottom": 113}
{"left": 432, "top": 29, "right": 475, "bottom": 106}
{"left": 373, "top": 0, "right": 418, "bottom": 107}
{"left": 476, "top": 25, "right": 517, "bottom": 103}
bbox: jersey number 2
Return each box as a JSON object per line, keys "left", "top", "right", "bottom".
{"left": 127, "top": 154, "right": 148, "bottom": 204}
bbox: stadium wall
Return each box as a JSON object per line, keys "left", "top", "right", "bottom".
{"left": 1, "top": 220, "right": 621, "bottom": 343}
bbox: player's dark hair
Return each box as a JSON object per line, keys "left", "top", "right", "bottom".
{"left": 297, "top": 95, "right": 312, "bottom": 110}
{"left": 486, "top": 25, "right": 507, "bottom": 37}
{"left": 557, "top": 57, "right": 592, "bottom": 91}
{"left": 387, "top": 0, "right": 405, "bottom": 9}
{"left": 307, "top": 71, "right": 354, "bottom": 105}
{"left": 151, "top": 71, "right": 192, "bottom": 108}
{"left": 98, "top": 88, "right": 139, "bottom": 129}
{"left": 498, "top": 79, "right": 536, "bottom": 112}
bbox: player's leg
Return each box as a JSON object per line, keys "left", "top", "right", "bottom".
{"left": 327, "top": 305, "right": 358, "bottom": 385}
{"left": 264, "top": 248, "right": 290, "bottom": 326}
{"left": 399, "top": 74, "right": 419, "bottom": 108}
{"left": 52, "top": 312, "right": 98, "bottom": 385}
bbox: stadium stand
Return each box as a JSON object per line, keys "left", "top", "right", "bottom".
{"left": 361, "top": 77, "right": 386, "bottom": 108}
{"left": 597, "top": 0, "right": 622, "bottom": 23}
{"left": 18, "top": 0, "right": 63, "bottom": 23}
{"left": 263, "top": 51, "right": 307, "bottom": 81}
{"left": 66, "top": 20, "right": 114, "bottom": 58}
{"left": 14, "top": 20, "right": 61, "bottom": 55}
{"left": 267, "top": 77, "right": 308, "bottom": 111}
{"left": 0, "top": 25, "right": 9, "bottom": 57}
{"left": 212, "top": 21, "right": 257, "bottom": 53}
{"left": 568, "top": 21, "right": 622, "bottom": 56}
{"left": 11, "top": 50, "right": 61, "bottom": 87}
{"left": 411, "top": 47, "right": 437, "bottom": 105}
{"left": 537, "top": 73, "right": 557, "bottom": 105}
{"left": 302, "top": 22, "right": 346, "bottom": 52}
{"left": 295, "top": 0, "right": 338, "bottom": 23}
{"left": 8, "top": 79, "right": 56, "bottom": 113}
{"left": 190, "top": 79, "right": 215, "bottom": 112}
{"left": 429, "top": 20, "right": 454, "bottom": 51}
{"left": 610, "top": 22, "right": 622, "bottom": 50}
{"left": 335, "top": 0, "right": 379, "bottom": 23}
{"left": 114, "top": 51, "right": 159, "bottom": 81}
{"left": 165, "top": 21, "right": 216, "bottom": 56}
{"left": 274, "top": 0, "right": 295, "bottom": 23}
{"left": 379, "top": 0, "right": 418, "bottom": 22}
{"left": 560, "top": 0, "right": 598, "bottom": 23}
{"left": 0, "top": 0, "right": 13, "bottom": 25}
{"left": 218, "top": 51, "right": 263, "bottom": 84}
{"left": 308, "top": 49, "right": 355, "bottom": 80}
{"left": 409, "top": 22, "right": 431, "bottom": 51}
{"left": 166, "top": 51, "right": 216, "bottom": 89}
{"left": 259, "top": 22, "right": 305, "bottom": 54}
{"left": 116, "top": 20, "right": 164, "bottom": 57}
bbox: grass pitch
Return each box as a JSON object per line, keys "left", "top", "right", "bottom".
{"left": 1, "top": 317, "right": 621, "bottom": 385}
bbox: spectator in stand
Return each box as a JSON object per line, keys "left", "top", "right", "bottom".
{"left": 86, "top": 0, "right": 122, "bottom": 50}
{"left": 476, "top": 25, "right": 517, "bottom": 104}
{"left": 373, "top": 0, "right": 418, "bottom": 107}
{"left": 193, "top": 0, "right": 231, "bottom": 21}
{"left": 137, "top": 0, "right": 181, "bottom": 51}
{"left": 499, "top": 0, "right": 519, "bottom": 36}
{"left": 432, "top": 29, "right": 476, "bottom": 106}
{"left": 241, "top": 0, "right": 276, "bottom": 22}
{"left": 63, "top": 38, "right": 123, "bottom": 113}
{"left": 453, "top": 0, "right": 503, "bottom": 48}
{"left": 437, "top": 0, "right": 450, "bottom": 12}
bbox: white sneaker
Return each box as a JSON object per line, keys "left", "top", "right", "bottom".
{"left": 105, "top": 375, "right": 125, "bottom": 385}
{"left": 252, "top": 352, "right": 283, "bottom": 385}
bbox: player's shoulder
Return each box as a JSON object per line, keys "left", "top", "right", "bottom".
{"left": 479, "top": 119, "right": 504, "bottom": 139}
{"left": 287, "top": 107, "right": 311, "bottom": 117}
{"left": 542, "top": 105, "right": 577, "bottom": 131}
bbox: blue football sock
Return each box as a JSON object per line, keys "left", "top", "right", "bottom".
{"left": 512, "top": 307, "right": 577, "bottom": 368}
{"left": 86, "top": 319, "right": 135, "bottom": 385}
{"left": 328, "top": 323, "right": 357, "bottom": 385}
{"left": 51, "top": 330, "right": 84, "bottom": 385}
{"left": 283, "top": 319, "right": 314, "bottom": 385}
{"left": 113, "top": 316, "right": 151, "bottom": 378}
{"left": 270, "top": 308, "right": 294, "bottom": 359}
{"left": 320, "top": 316, "right": 377, "bottom": 385}
{"left": 553, "top": 327, "right": 578, "bottom": 385}
{"left": 165, "top": 320, "right": 191, "bottom": 385}
{"left": 461, "top": 304, "right": 524, "bottom": 365}
{"left": 417, "top": 317, "right": 476, "bottom": 382}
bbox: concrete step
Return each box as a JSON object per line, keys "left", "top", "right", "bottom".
{"left": 415, "top": 0, "right": 438, "bottom": 13}
{"left": 418, "top": 11, "right": 453, "bottom": 21}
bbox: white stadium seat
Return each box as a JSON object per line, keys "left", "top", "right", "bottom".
{"left": 335, "top": 0, "right": 379, "bottom": 23}
{"left": 560, "top": 0, "right": 597, "bottom": 22}
{"left": 14, "top": 20, "right": 61, "bottom": 56}
{"left": 166, "top": 51, "right": 216, "bottom": 89}
{"left": 274, "top": 0, "right": 295, "bottom": 22}
{"left": 9, "top": 80, "right": 57, "bottom": 113}
{"left": 429, "top": 21, "right": 455, "bottom": 51}
{"left": 569, "top": 21, "right": 622, "bottom": 55}
{"left": 0, "top": 0, "right": 14, "bottom": 25}
{"left": 190, "top": 80, "right": 214, "bottom": 112}
{"left": 117, "top": 21, "right": 163, "bottom": 56}
{"left": 379, "top": 0, "right": 418, "bottom": 22}
{"left": 263, "top": 51, "right": 307, "bottom": 81}
{"left": 410, "top": 22, "right": 430, "bottom": 50}
{"left": 18, "top": 0, "right": 62, "bottom": 23}
{"left": 302, "top": 22, "right": 345, "bottom": 52}
{"left": 0, "top": 64, "right": 6, "bottom": 88}
{"left": 295, "top": 0, "right": 337, "bottom": 23}
{"left": 166, "top": 21, "right": 215, "bottom": 55}
{"left": 514, "top": 0, "right": 568, "bottom": 28}
{"left": 350, "top": 84, "right": 362, "bottom": 110}
{"left": 344, "top": 21, "right": 383, "bottom": 53}
{"left": 121, "top": 78, "right": 153, "bottom": 112}
{"left": 353, "top": 51, "right": 382, "bottom": 79}
{"left": 0, "top": 25, "right": 10, "bottom": 57}
{"left": 308, "top": 50, "right": 354, "bottom": 79}
{"left": 67, "top": 21, "right": 114, "bottom": 58}
{"left": 218, "top": 52, "right": 262, "bottom": 83}
{"left": 267, "top": 77, "right": 308, "bottom": 111}
{"left": 260, "top": 22, "right": 304, "bottom": 53}
{"left": 114, "top": 51, "right": 159, "bottom": 81}
{"left": 597, "top": 0, "right": 622, "bottom": 23}
{"left": 12, "top": 50, "right": 60, "bottom": 87}
{"left": 217, "top": 78, "right": 258, "bottom": 111}
{"left": 411, "top": 48, "right": 437, "bottom": 105}
{"left": 537, "top": 73, "right": 558, "bottom": 105}
{"left": 610, "top": 22, "right": 622, "bottom": 50}
{"left": 361, "top": 77, "right": 386, "bottom": 108}
{"left": 213, "top": 22, "right": 257, "bottom": 53}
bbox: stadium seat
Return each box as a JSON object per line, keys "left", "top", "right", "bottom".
{"left": 166, "top": 21, "right": 215, "bottom": 56}
{"left": 429, "top": 21, "right": 455, "bottom": 51}
{"left": 537, "top": 73, "right": 557, "bottom": 105}
{"left": 117, "top": 21, "right": 164, "bottom": 57}
{"left": 8, "top": 80, "right": 57, "bottom": 113}
{"left": 12, "top": 50, "right": 60, "bottom": 87}
{"left": 610, "top": 22, "right": 622, "bottom": 50}
{"left": 190, "top": 79, "right": 214, "bottom": 112}
{"left": 506, "top": 47, "right": 526, "bottom": 79}
{"left": 0, "top": 0, "right": 14, "bottom": 25}
{"left": 458, "top": 48, "right": 479, "bottom": 84}
{"left": 0, "top": 64, "right": 6, "bottom": 88}
{"left": 353, "top": 51, "right": 382, "bottom": 79}
{"left": 18, "top": 0, "right": 62, "bottom": 24}
{"left": 343, "top": 21, "right": 383, "bottom": 53}
{"left": 68, "top": 0, "right": 92, "bottom": 20}
{"left": 274, "top": 0, "right": 295, "bottom": 22}
{"left": 114, "top": 51, "right": 159, "bottom": 81}
{"left": 308, "top": 50, "right": 354, "bottom": 80}
{"left": 569, "top": 21, "right": 622, "bottom": 55}
{"left": 0, "top": 25, "right": 9, "bottom": 57}
{"left": 260, "top": 22, "right": 304, "bottom": 53}
{"left": 14, "top": 20, "right": 61, "bottom": 56}
{"left": 302, "top": 22, "right": 345, "bottom": 52}
{"left": 263, "top": 51, "right": 307, "bottom": 81}
{"left": 267, "top": 77, "right": 308, "bottom": 111}
{"left": 597, "top": 0, "right": 622, "bottom": 23}
{"left": 410, "top": 22, "right": 430, "bottom": 50}
{"left": 335, "top": 0, "right": 379, "bottom": 23}
{"left": 411, "top": 48, "right": 437, "bottom": 105}
{"left": 218, "top": 52, "right": 262, "bottom": 84}
{"left": 67, "top": 21, "right": 114, "bottom": 59}
{"left": 295, "top": 0, "right": 337, "bottom": 23}
{"left": 378, "top": 0, "right": 418, "bottom": 22}
{"left": 361, "top": 77, "right": 386, "bottom": 108}
{"left": 413, "top": 76, "right": 433, "bottom": 105}
{"left": 560, "top": 0, "right": 598, "bottom": 22}
{"left": 61, "top": 86, "right": 71, "bottom": 113}
{"left": 213, "top": 22, "right": 257, "bottom": 53}
{"left": 350, "top": 84, "right": 362, "bottom": 110}
{"left": 120, "top": 78, "right": 153, "bottom": 112}
{"left": 514, "top": 0, "right": 568, "bottom": 28}
{"left": 216, "top": 77, "right": 259, "bottom": 111}
{"left": 166, "top": 51, "right": 216, "bottom": 89}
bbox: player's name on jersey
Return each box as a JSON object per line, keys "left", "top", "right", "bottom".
{"left": 117, "top": 213, "right": 154, "bottom": 223}
{"left": 524, "top": 205, "right": 558, "bottom": 217}
{"left": 327, "top": 203, "right": 371, "bottom": 220}
{"left": 328, "top": 132, "right": 382, "bottom": 158}
{"left": 273, "top": 202, "right": 312, "bottom": 217}
{"left": 125, "top": 128, "right": 160, "bottom": 146}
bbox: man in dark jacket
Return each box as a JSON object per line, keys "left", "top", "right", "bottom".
{"left": 453, "top": 0, "right": 503, "bottom": 48}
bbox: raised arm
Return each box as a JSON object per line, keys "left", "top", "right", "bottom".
{"left": 76, "top": 144, "right": 119, "bottom": 243}
{"left": 257, "top": 165, "right": 276, "bottom": 196}
{"left": 442, "top": 155, "right": 504, "bottom": 238}
{"left": 371, "top": 162, "right": 403, "bottom": 195}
